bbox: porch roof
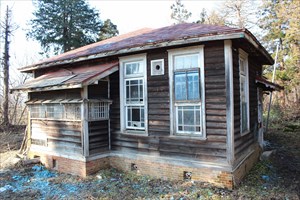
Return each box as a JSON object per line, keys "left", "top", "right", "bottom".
{"left": 256, "top": 76, "right": 284, "bottom": 91}
{"left": 13, "top": 61, "right": 118, "bottom": 92}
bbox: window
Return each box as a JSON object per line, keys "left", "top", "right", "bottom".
{"left": 120, "top": 54, "right": 147, "bottom": 132}
{"left": 239, "top": 49, "right": 250, "bottom": 134}
{"left": 88, "top": 101, "right": 111, "bottom": 120}
{"left": 29, "top": 103, "right": 81, "bottom": 120}
{"left": 169, "top": 46, "right": 206, "bottom": 137}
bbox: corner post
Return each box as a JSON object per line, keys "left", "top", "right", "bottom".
{"left": 81, "top": 86, "right": 89, "bottom": 157}
{"left": 224, "top": 40, "right": 235, "bottom": 165}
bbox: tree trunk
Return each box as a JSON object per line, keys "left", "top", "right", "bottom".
{"left": 2, "top": 6, "right": 11, "bottom": 127}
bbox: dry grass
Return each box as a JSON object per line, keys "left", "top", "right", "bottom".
{"left": 0, "top": 126, "right": 25, "bottom": 169}
{"left": 0, "top": 126, "right": 24, "bottom": 153}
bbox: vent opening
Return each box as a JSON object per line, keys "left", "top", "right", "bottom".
{"left": 183, "top": 171, "right": 192, "bottom": 180}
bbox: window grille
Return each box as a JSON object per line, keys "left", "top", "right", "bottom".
{"left": 29, "top": 102, "right": 81, "bottom": 120}
{"left": 88, "top": 101, "right": 110, "bottom": 120}
{"left": 28, "top": 99, "right": 111, "bottom": 121}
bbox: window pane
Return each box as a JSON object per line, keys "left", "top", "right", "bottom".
{"left": 177, "top": 106, "right": 201, "bottom": 134}
{"left": 185, "top": 54, "right": 198, "bottom": 69}
{"left": 175, "top": 54, "right": 198, "bottom": 70}
{"left": 183, "top": 109, "right": 194, "bottom": 125}
{"left": 187, "top": 71, "right": 200, "bottom": 100}
{"left": 240, "top": 60, "right": 246, "bottom": 75}
{"left": 126, "top": 62, "right": 142, "bottom": 75}
{"left": 175, "top": 72, "right": 187, "bottom": 100}
{"left": 240, "top": 55, "right": 249, "bottom": 133}
{"left": 241, "top": 102, "right": 248, "bottom": 132}
{"left": 174, "top": 56, "right": 184, "bottom": 70}
{"left": 126, "top": 79, "right": 144, "bottom": 103}
{"left": 126, "top": 106, "right": 145, "bottom": 129}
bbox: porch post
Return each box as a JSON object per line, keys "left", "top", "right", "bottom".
{"left": 224, "top": 40, "right": 235, "bottom": 165}
{"left": 81, "top": 86, "right": 89, "bottom": 157}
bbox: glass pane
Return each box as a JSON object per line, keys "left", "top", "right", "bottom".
{"left": 139, "top": 81, "right": 143, "bottom": 101}
{"left": 240, "top": 76, "right": 245, "bottom": 93}
{"left": 196, "top": 107, "right": 200, "bottom": 125}
{"left": 126, "top": 62, "right": 142, "bottom": 75}
{"left": 185, "top": 54, "right": 198, "bottom": 69}
{"left": 240, "top": 59, "right": 246, "bottom": 74}
{"left": 183, "top": 109, "right": 194, "bottom": 125}
{"left": 187, "top": 71, "right": 200, "bottom": 100}
{"left": 242, "top": 102, "right": 248, "bottom": 132}
{"left": 175, "top": 72, "right": 187, "bottom": 100}
{"left": 126, "top": 79, "right": 143, "bottom": 103}
{"left": 126, "top": 64, "right": 132, "bottom": 75}
{"left": 174, "top": 56, "right": 184, "bottom": 70}
{"left": 177, "top": 106, "right": 201, "bottom": 134}
{"left": 141, "top": 108, "right": 144, "bottom": 121}
{"left": 175, "top": 54, "right": 198, "bottom": 70}
{"left": 127, "top": 108, "right": 131, "bottom": 121}
{"left": 184, "top": 126, "right": 194, "bottom": 132}
{"left": 178, "top": 109, "right": 183, "bottom": 125}
{"left": 126, "top": 106, "right": 145, "bottom": 129}
{"left": 132, "top": 108, "right": 140, "bottom": 121}
{"left": 131, "top": 85, "right": 139, "bottom": 100}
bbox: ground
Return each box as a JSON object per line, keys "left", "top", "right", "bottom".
{"left": 0, "top": 121, "right": 299, "bottom": 200}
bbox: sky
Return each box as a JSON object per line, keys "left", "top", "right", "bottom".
{"left": 0, "top": 0, "right": 222, "bottom": 82}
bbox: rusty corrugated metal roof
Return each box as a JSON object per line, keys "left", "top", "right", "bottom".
{"left": 14, "top": 61, "right": 118, "bottom": 91}
{"left": 20, "top": 23, "right": 273, "bottom": 72}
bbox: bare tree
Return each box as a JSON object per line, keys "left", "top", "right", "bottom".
{"left": 196, "top": 8, "right": 226, "bottom": 26}
{"left": 1, "top": 6, "right": 17, "bottom": 128}
{"left": 220, "top": 0, "right": 257, "bottom": 29}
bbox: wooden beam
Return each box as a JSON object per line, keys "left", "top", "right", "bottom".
{"left": 224, "top": 40, "right": 235, "bottom": 166}
{"left": 81, "top": 86, "right": 89, "bottom": 157}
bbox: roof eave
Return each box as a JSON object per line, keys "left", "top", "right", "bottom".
{"left": 20, "top": 30, "right": 273, "bottom": 73}
{"left": 11, "top": 83, "right": 83, "bottom": 93}
{"left": 19, "top": 32, "right": 247, "bottom": 73}
{"left": 243, "top": 30, "right": 274, "bottom": 65}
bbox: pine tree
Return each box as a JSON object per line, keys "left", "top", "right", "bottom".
{"left": 28, "top": 0, "right": 118, "bottom": 54}
{"left": 259, "top": 0, "right": 300, "bottom": 110}
{"left": 98, "top": 19, "right": 119, "bottom": 41}
{"left": 170, "top": 0, "right": 192, "bottom": 24}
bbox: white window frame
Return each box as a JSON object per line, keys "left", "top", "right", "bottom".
{"left": 119, "top": 54, "right": 148, "bottom": 134}
{"left": 239, "top": 49, "right": 250, "bottom": 135}
{"left": 168, "top": 46, "right": 206, "bottom": 138}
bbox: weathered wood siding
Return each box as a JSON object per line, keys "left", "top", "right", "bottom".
{"left": 110, "top": 42, "right": 228, "bottom": 164}
{"left": 31, "top": 119, "right": 82, "bottom": 155}
{"left": 147, "top": 49, "right": 170, "bottom": 136}
{"left": 89, "top": 120, "right": 109, "bottom": 155}
{"left": 30, "top": 89, "right": 81, "bottom": 100}
{"left": 233, "top": 47, "right": 261, "bottom": 161}
{"left": 109, "top": 72, "right": 120, "bottom": 131}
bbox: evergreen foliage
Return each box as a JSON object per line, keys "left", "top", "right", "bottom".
{"left": 98, "top": 19, "right": 119, "bottom": 41}
{"left": 28, "top": 0, "right": 118, "bottom": 54}
{"left": 259, "top": 0, "right": 300, "bottom": 107}
{"left": 170, "top": 0, "right": 192, "bottom": 24}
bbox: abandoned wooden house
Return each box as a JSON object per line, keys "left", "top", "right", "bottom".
{"left": 14, "top": 23, "right": 282, "bottom": 189}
